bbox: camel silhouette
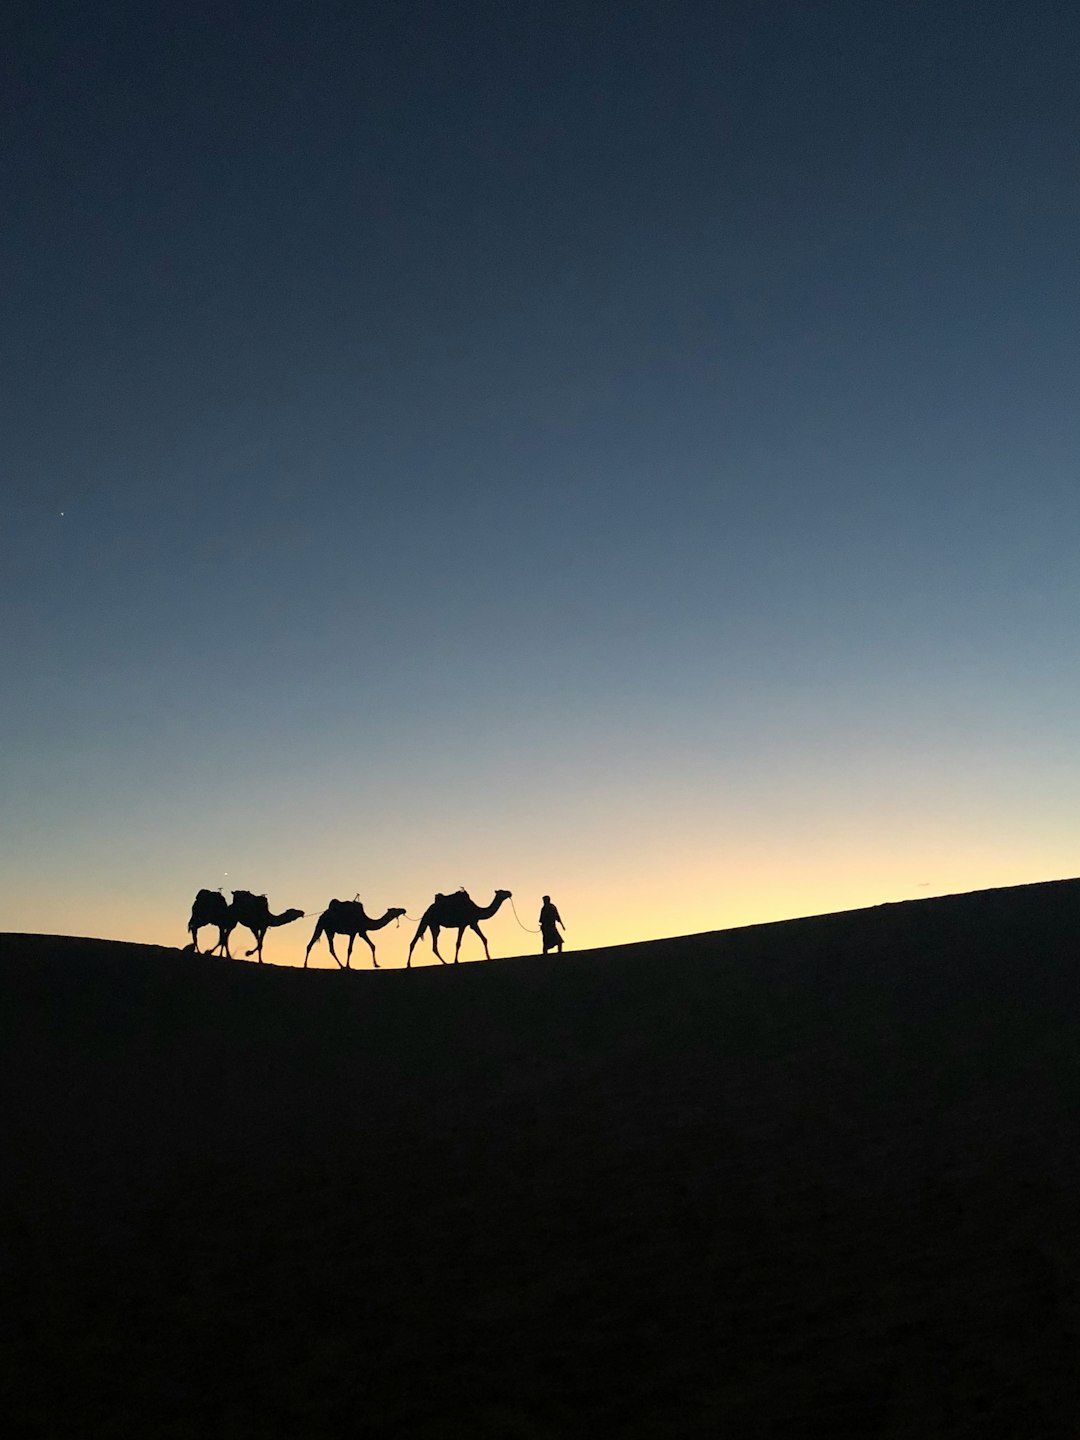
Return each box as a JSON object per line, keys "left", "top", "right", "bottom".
{"left": 407, "top": 889, "right": 512, "bottom": 967}
{"left": 186, "top": 889, "right": 304, "bottom": 961}
{"left": 186, "top": 888, "right": 236, "bottom": 956}
{"left": 304, "top": 901, "right": 407, "bottom": 969}
{"left": 228, "top": 889, "right": 305, "bottom": 963}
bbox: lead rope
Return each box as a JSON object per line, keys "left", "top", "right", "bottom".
{"left": 509, "top": 896, "right": 540, "bottom": 933}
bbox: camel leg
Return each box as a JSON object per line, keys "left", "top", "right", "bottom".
{"left": 454, "top": 927, "right": 465, "bottom": 963}
{"left": 471, "top": 922, "right": 491, "bottom": 960}
{"left": 345, "top": 932, "right": 356, "bottom": 969}
{"left": 304, "top": 921, "right": 324, "bottom": 968}
{"left": 409, "top": 925, "right": 445, "bottom": 967}
{"left": 363, "top": 933, "right": 378, "bottom": 968}
{"left": 244, "top": 928, "right": 265, "bottom": 962}
{"left": 326, "top": 933, "right": 342, "bottom": 967}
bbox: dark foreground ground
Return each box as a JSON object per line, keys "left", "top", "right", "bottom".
{"left": 2, "top": 881, "right": 1080, "bottom": 1437}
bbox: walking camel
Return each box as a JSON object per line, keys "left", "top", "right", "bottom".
{"left": 407, "top": 889, "right": 512, "bottom": 966}
{"left": 185, "top": 889, "right": 304, "bottom": 963}
{"left": 304, "top": 900, "right": 407, "bottom": 968}
{"left": 186, "top": 888, "right": 235, "bottom": 956}
{"left": 230, "top": 890, "right": 305, "bottom": 963}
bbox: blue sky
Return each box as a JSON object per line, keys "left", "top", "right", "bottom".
{"left": 3, "top": 0, "right": 1078, "bottom": 963}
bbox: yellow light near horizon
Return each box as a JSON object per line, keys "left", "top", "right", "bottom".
{"left": 4, "top": 815, "right": 1075, "bottom": 971}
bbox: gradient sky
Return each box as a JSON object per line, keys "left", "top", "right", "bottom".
{"left": 3, "top": 0, "right": 1078, "bottom": 967}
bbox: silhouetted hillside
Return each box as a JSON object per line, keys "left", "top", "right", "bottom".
{"left": 3, "top": 881, "right": 1080, "bottom": 1437}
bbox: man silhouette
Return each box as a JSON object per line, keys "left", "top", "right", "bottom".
{"left": 539, "top": 895, "right": 564, "bottom": 954}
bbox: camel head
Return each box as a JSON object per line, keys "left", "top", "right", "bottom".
{"left": 388, "top": 907, "right": 406, "bottom": 922}
{"left": 495, "top": 889, "right": 512, "bottom": 902}
{"left": 277, "top": 908, "right": 305, "bottom": 927}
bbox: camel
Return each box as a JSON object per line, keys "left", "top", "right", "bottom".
{"left": 407, "top": 889, "right": 512, "bottom": 966}
{"left": 186, "top": 888, "right": 237, "bottom": 956}
{"left": 304, "top": 901, "right": 406, "bottom": 969}
{"left": 185, "top": 889, "right": 304, "bottom": 961}
{"left": 229, "top": 889, "right": 305, "bottom": 963}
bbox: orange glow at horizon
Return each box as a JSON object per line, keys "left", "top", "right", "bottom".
{"left": 4, "top": 828, "right": 1075, "bottom": 970}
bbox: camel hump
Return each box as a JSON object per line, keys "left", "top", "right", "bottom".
{"left": 232, "top": 890, "right": 271, "bottom": 919}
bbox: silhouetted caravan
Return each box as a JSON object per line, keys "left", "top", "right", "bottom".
{"left": 229, "top": 890, "right": 305, "bottom": 963}
{"left": 304, "top": 900, "right": 407, "bottom": 969}
{"left": 185, "top": 888, "right": 236, "bottom": 956}
{"left": 406, "top": 888, "right": 512, "bottom": 967}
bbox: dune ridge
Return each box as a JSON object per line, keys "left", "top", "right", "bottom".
{"left": 3, "top": 879, "right": 1080, "bottom": 1436}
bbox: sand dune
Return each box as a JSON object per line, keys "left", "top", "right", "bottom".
{"left": 3, "top": 879, "right": 1080, "bottom": 1436}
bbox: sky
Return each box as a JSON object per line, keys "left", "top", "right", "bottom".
{"left": 3, "top": 0, "right": 1078, "bottom": 968}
